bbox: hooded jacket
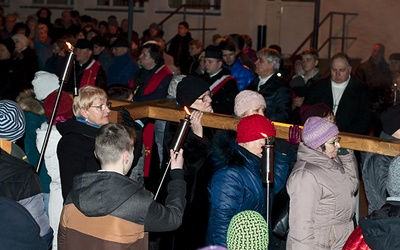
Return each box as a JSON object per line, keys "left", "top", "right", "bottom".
{"left": 362, "top": 131, "right": 398, "bottom": 213}
{"left": 206, "top": 131, "right": 266, "bottom": 247}
{"left": 0, "top": 148, "right": 52, "bottom": 245}
{"left": 286, "top": 143, "right": 359, "bottom": 250}
{"left": 58, "top": 169, "right": 186, "bottom": 250}
{"left": 56, "top": 118, "right": 100, "bottom": 200}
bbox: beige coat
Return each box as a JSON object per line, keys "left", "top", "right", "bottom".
{"left": 286, "top": 143, "right": 359, "bottom": 250}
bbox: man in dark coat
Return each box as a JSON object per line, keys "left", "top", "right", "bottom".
{"left": 167, "top": 21, "right": 193, "bottom": 74}
{"left": 247, "top": 47, "right": 292, "bottom": 123}
{"left": 304, "top": 52, "right": 372, "bottom": 135}
{"left": 201, "top": 45, "right": 238, "bottom": 115}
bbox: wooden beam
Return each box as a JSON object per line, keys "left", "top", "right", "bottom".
{"left": 109, "top": 99, "right": 400, "bottom": 157}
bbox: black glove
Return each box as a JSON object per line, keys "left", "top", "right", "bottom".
{"left": 118, "top": 107, "right": 143, "bottom": 131}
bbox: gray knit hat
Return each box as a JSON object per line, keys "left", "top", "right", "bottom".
{"left": 0, "top": 100, "right": 26, "bottom": 142}
{"left": 227, "top": 210, "right": 268, "bottom": 250}
{"left": 387, "top": 156, "right": 400, "bottom": 197}
{"left": 302, "top": 116, "right": 339, "bottom": 149}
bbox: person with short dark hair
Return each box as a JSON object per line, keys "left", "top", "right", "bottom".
{"left": 132, "top": 42, "right": 172, "bottom": 102}
{"left": 219, "top": 39, "right": 254, "bottom": 91}
{"left": 201, "top": 45, "right": 238, "bottom": 115}
{"left": 58, "top": 123, "right": 187, "bottom": 249}
{"left": 107, "top": 37, "right": 138, "bottom": 87}
{"left": 65, "top": 38, "right": 107, "bottom": 92}
{"left": 167, "top": 21, "right": 193, "bottom": 74}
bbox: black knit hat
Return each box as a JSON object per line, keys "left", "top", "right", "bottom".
{"left": 176, "top": 75, "right": 210, "bottom": 107}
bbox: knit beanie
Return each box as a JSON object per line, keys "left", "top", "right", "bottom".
{"left": 32, "top": 71, "right": 59, "bottom": 101}
{"left": 380, "top": 105, "right": 400, "bottom": 136}
{"left": 387, "top": 156, "right": 400, "bottom": 198}
{"left": 0, "top": 100, "right": 26, "bottom": 142}
{"left": 43, "top": 91, "right": 74, "bottom": 124}
{"left": 176, "top": 75, "right": 210, "bottom": 107}
{"left": 226, "top": 210, "right": 269, "bottom": 250}
{"left": 302, "top": 116, "right": 339, "bottom": 149}
{"left": 236, "top": 114, "right": 276, "bottom": 143}
{"left": 234, "top": 90, "right": 266, "bottom": 117}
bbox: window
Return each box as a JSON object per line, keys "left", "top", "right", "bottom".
{"left": 168, "top": 0, "right": 221, "bottom": 10}
{"left": 32, "top": 0, "right": 73, "bottom": 4}
{"left": 97, "top": 0, "right": 145, "bottom": 7}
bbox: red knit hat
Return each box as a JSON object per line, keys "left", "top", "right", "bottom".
{"left": 236, "top": 114, "right": 276, "bottom": 143}
{"left": 43, "top": 91, "right": 74, "bottom": 124}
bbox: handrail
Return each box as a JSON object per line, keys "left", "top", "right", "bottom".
{"left": 157, "top": 4, "right": 219, "bottom": 46}
{"left": 290, "top": 11, "right": 358, "bottom": 59}
{"left": 108, "top": 99, "right": 400, "bottom": 157}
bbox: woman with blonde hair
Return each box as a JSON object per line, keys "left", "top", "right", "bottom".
{"left": 57, "top": 85, "right": 111, "bottom": 200}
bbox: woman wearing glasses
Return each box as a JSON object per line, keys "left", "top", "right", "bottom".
{"left": 286, "top": 116, "right": 359, "bottom": 250}
{"left": 57, "top": 86, "right": 111, "bottom": 200}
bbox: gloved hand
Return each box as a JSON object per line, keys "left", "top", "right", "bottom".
{"left": 118, "top": 107, "right": 143, "bottom": 131}
{"left": 287, "top": 125, "right": 302, "bottom": 145}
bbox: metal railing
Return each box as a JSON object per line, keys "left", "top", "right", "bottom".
{"left": 157, "top": 4, "right": 219, "bottom": 46}
{"left": 291, "top": 11, "right": 358, "bottom": 60}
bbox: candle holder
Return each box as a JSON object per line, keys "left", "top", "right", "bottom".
{"left": 170, "top": 107, "right": 191, "bottom": 153}
{"left": 36, "top": 42, "right": 75, "bottom": 174}
{"left": 261, "top": 134, "right": 275, "bottom": 184}
{"left": 154, "top": 107, "right": 192, "bottom": 200}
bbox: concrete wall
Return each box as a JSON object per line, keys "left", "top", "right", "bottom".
{"left": 3, "top": 0, "right": 400, "bottom": 61}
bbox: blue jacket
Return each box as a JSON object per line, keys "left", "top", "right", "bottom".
{"left": 107, "top": 53, "right": 138, "bottom": 86}
{"left": 206, "top": 131, "right": 266, "bottom": 247}
{"left": 225, "top": 59, "right": 255, "bottom": 91}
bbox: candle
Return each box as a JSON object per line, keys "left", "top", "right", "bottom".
{"left": 170, "top": 107, "right": 191, "bottom": 153}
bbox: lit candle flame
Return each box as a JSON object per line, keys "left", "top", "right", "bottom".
{"left": 66, "top": 42, "right": 73, "bottom": 52}
{"left": 184, "top": 106, "right": 191, "bottom": 115}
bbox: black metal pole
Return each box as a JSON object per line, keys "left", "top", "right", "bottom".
{"left": 311, "top": 0, "right": 321, "bottom": 49}
{"left": 36, "top": 46, "right": 75, "bottom": 173}
{"left": 128, "top": 0, "right": 134, "bottom": 52}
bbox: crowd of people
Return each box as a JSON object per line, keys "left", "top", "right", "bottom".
{"left": 0, "top": 6, "right": 400, "bottom": 250}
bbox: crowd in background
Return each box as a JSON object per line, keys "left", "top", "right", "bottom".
{"left": 0, "top": 6, "right": 400, "bottom": 250}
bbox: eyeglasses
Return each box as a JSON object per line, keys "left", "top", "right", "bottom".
{"left": 326, "top": 137, "right": 341, "bottom": 146}
{"left": 197, "top": 93, "right": 212, "bottom": 102}
{"left": 90, "top": 101, "right": 112, "bottom": 111}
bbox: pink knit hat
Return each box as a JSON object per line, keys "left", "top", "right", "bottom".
{"left": 234, "top": 90, "right": 266, "bottom": 117}
{"left": 302, "top": 116, "right": 339, "bottom": 149}
{"left": 236, "top": 114, "right": 276, "bottom": 143}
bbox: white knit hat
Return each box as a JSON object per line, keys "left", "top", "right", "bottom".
{"left": 32, "top": 71, "right": 59, "bottom": 101}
